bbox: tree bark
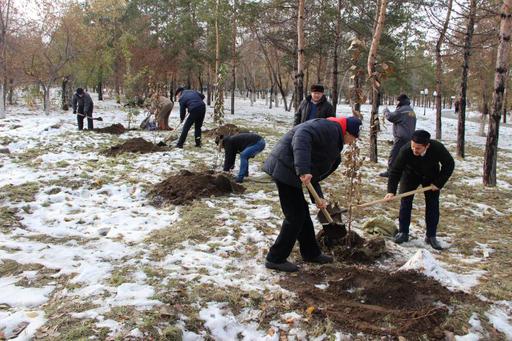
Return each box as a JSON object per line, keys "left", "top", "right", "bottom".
{"left": 483, "top": 0, "right": 512, "bottom": 186}
{"left": 457, "top": 0, "right": 477, "bottom": 158}
{"left": 295, "top": 0, "right": 305, "bottom": 110}
{"left": 435, "top": 0, "right": 453, "bottom": 140}
{"left": 230, "top": 0, "right": 237, "bottom": 115}
{"left": 367, "top": 0, "right": 387, "bottom": 162}
{"left": 331, "top": 0, "right": 343, "bottom": 112}
{"left": 62, "top": 76, "right": 69, "bottom": 110}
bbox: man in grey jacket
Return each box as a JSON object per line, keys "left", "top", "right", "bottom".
{"left": 72, "top": 88, "right": 94, "bottom": 130}
{"left": 380, "top": 94, "right": 416, "bottom": 177}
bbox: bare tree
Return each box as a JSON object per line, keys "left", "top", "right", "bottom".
{"left": 483, "top": 0, "right": 512, "bottom": 186}
{"left": 0, "top": 0, "right": 12, "bottom": 118}
{"left": 230, "top": 0, "right": 237, "bottom": 115}
{"left": 295, "top": 0, "right": 305, "bottom": 110}
{"left": 367, "top": 0, "right": 387, "bottom": 162}
{"left": 434, "top": 0, "right": 453, "bottom": 140}
{"left": 331, "top": 0, "right": 343, "bottom": 111}
{"left": 457, "top": 0, "right": 477, "bottom": 158}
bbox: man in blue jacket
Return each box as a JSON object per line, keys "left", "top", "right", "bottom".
{"left": 380, "top": 94, "right": 416, "bottom": 177}
{"left": 217, "top": 133, "right": 266, "bottom": 183}
{"left": 263, "top": 116, "right": 362, "bottom": 272}
{"left": 72, "top": 88, "right": 94, "bottom": 130}
{"left": 175, "top": 87, "right": 206, "bottom": 148}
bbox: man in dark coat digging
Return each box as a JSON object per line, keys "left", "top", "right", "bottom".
{"left": 263, "top": 116, "right": 363, "bottom": 272}
{"left": 384, "top": 130, "right": 455, "bottom": 250}
{"left": 217, "top": 132, "right": 266, "bottom": 183}
{"left": 175, "top": 87, "right": 206, "bottom": 148}
{"left": 72, "top": 88, "right": 94, "bottom": 130}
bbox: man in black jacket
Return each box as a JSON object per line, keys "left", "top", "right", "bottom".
{"left": 293, "top": 84, "right": 335, "bottom": 126}
{"left": 72, "top": 88, "right": 94, "bottom": 130}
{"left": 175, "top": 87, "right": 206, "bottom": 148}
{"left": 384, "top": 130, "right": 455, "bottom": 250}
{"left": 218, "top": 133, "right": 266, "bottom": 183}
{"left": 264, "top": 116, "right": 362, "bottom": 272}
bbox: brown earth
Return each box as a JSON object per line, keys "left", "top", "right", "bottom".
{"left": 280, "top": 266, "right": 477, "bottom": 340}
{"left": 149, "top": 170, "right": 245, "bottom": 206}
{"left": 94, "top": 124, "right": 126, "bottom": 135}
{"left": 102, "top": 137, "right": 167, "bottom": 156}
{"left": 204, "top": 124, "right": 250, "bottom": 137}
{"left": 317, "top": 229, "right": 387, "bottom": 263}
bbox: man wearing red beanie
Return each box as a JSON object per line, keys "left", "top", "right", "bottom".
{"left": 263, "top": 116, "right": 362, "bottom": 272}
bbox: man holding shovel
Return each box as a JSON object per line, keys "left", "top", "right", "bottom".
{"left": 72, "top": 88, "right": 94, "bottom": 130}
{"left": 263, "top": 116, "right": 362, "bottom": 272}
{"left": 175, "top": 87, "right": 206, "bottom": 148}
{"left": 384, "top": 130, "right": 454, "bottom": 250}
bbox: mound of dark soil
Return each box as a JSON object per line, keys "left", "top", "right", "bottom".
{"left": 149, "top": 170, "right": 245, "bottom": 206}
{"left": 204, "top": 124, "right": 250, "bottom": 137}
{"left": 95, "top": 124, "right": 126, "bottom": 135}
{"left": 317, "top": 229, "right": 386, "bottom": 263}
{"left": 280, "top": 266, "right": 476, "bottom": 339}
{"left": 102, "top": 137, "right": 166, "bottom": 156}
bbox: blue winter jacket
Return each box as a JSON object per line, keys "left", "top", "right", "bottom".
{"left": 263, "top": 118, "right": 344, "bottom": 196}
{"left": 179, "top": 90, "right": 205, "bottom": 121}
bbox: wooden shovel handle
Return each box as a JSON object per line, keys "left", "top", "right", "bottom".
{"left": 305, "top": 182, "right": 334, "bottom": 224}
{"left": 356, "top": 185, "right": 435, "bottom": 209}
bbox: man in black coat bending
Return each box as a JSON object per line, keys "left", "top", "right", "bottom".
{"left": 384, "top": 130, "right": 455, "bottom": 250}
{"left": 175, "top": 87, "right": 206, "bottom": 148}
{"left": 263, "top": 116, "right": 362, "bottom": 272}
{"left": 72, "top": 88, "right": 94, "bottom": 130}
{"left": 293, "top": 84, "right": 335, "bottom": 126}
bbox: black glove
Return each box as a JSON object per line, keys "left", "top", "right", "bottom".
{"left": 73, "top": 111, "right": 76, "bottom": 114}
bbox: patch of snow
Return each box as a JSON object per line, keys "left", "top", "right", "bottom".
{"left": 455, "top": 313, "right": 485, "bottom": 340}
{"left": 0, "top": 310, "right": 46, "bottom": 341}
{"left": 399, "top": 249, "right": 485, "bottom": 292}
{"left": 0, "top": 277, "right": 54, "bottom": 308}
{"left": 486, "top": 301, "right": 512, "bottom": 340}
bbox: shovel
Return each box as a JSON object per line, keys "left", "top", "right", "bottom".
{"left": 305, "top": 182, "right": 347, "bottom": 239}
{"left": 160, "top": 113, "right": 190, "bottom": 145}
{"left": 77, "top": 113, "right": 103, "bottom": 121}
{"left": 355, "top": 185, "right": 435, "bottom": 209}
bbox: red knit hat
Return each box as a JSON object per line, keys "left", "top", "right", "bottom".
{"left": 327, "top": 116, "right": 347, "bottom": 136}
{"left": 327, "top": 116, "right": 362, "bottom": 138}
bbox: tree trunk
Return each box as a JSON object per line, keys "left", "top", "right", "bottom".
{"left": 295, "top": 0, "right": 305, "bottom": 110}
{"left": 43, "top": 83, "right": 50, "bottom": 115}
{"left": 62, "top": 76, "right": 69, "bottom": 110}
{"left": 435, "top": 0, "right": 452, "bottom": 140}
{"left": 367, "top": 0, "right": 387, "bottom": 162}
{"left": 230, "top": 0, "right": 237, "bottom": 115}
{"left": 331, "top": 0, "right": 343, "bottom": 112}
{"left": 207, "top": 64, "right": 211, "bottom": 106}
{"left": 7, "top": 78, "right": 13, "bottom": 105}
{"left": 483, "top": 0, "right": 512, "bottom": 186}
{"left": 457, "top": 0, "right": 477, "bottom": 158}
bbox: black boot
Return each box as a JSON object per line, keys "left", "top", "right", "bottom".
{"left": 379, "top": 171, "right": 389, "bottom": 177}
{"left": 425, "top": 237, "right": 443, "bottom": 250}
{"left": 303, "top": 254, "right": 333, "bottom": 264}
{"left": 265, "top": 260, "right": 299, "bottom": 272}
{"left": 394, "top": 232, "right": 409, "bottom": 244}
{"left": 195, "top": 137, "right": 202, "bottom": 148}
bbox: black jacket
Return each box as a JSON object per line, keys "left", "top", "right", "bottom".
{"left": 293, "top": 95, "right": 335, "bottom": 126}
{"left": 223, "top": 133, "right": 264, "bottom": 171}
{"left": 179, "top": 90, "right": 205, "bottom": 121}
{"left": 72, "top": 93, "right": 94, "bottom": 115}
{"left": 387, "top": 140, "right": 455, "bottom": 194}
{"left": 263, "top": 119, "right": 343, "bottom": 196}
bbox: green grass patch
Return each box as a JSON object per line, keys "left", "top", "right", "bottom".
{"left": 0, "top": 182, "right": 41, "bottom": 203}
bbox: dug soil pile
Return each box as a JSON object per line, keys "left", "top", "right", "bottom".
{"left": 94, "top": 124, "right": 126, "bottom": 135}
{"left": 149, "top": 170, "right": 245, "bottom": 206}
{"left": 204, "top": 124, "right": 249, "bottom": 137}
{"left": 280, "top": 266, "right": 476, "bottom": 339}
{"left": 102, "top": 137, "right": 167, "bottom": 156}
{"left": 317, "top": 229, "right": 386, "bottom": 263}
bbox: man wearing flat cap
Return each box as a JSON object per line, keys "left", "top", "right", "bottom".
{"left": 293, "top": 84, "right": 335, "bottom": 126}
{"left": 263, "top": 116, "right": 362, "bottom": 272}
{"left": 384, "top": 130, "right": 455, "bottom": 250}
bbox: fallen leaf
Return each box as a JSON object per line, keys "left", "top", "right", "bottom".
{"left": 305, "top": 306, "right": 315, "bottom": 315}
{"left": 26, "top": 311, "right": 39, "bottom": 318}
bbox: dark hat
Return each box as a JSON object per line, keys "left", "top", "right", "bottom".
{"left": 175, "top": 87, "right": 185, "bottom": 96}
{"left": 346, "top": 116, "right": 362, "bottom": 138}
{"left": 396, "top": 93, "right": 410, "bottom": 107}
{"left": 310, "top": 84, "right": 324, "bottom": 93}
{"left": 76, "top": 88, "right": 84, "bottom": 95}
{"left": 412, "top": 130, "right": 431, "bottom": 145}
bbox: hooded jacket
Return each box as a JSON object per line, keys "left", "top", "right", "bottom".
{"left": 293, "top": 95, "right": 335, "bottom": 126}
{"left": 383, "top": 99, "right": 416, "bottom": 140}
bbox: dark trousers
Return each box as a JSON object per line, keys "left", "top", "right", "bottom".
{"left": 266, "top": 180, "right": 321, "bottom": 263}
{"left": 388, "top": 138, "right": 410, "bottom": 170}
{"left": 177, "top": 106, "right": 206, "bottom": 147}
{"left": 398, "top": 175, "right": 440, "bottom": 237}
{"left": 77, "top": 112, "right": 93, "bottom": 130}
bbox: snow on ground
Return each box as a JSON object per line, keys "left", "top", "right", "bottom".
{"left": 0, "top": 96, "right": 511, "bottom": 339}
